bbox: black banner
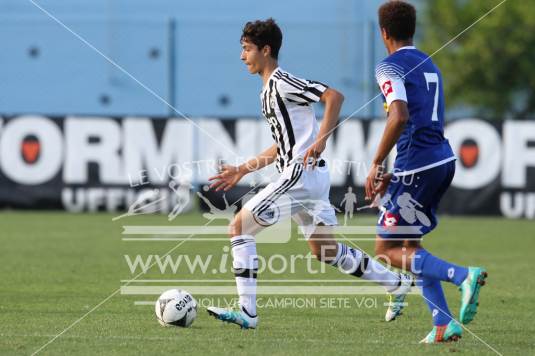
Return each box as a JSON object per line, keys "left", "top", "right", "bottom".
{"left": 0, "top": 116, "right": 534, "bottom": 218}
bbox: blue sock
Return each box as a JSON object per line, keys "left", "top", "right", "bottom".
{"left": 416, "top": 276, "right": 453, "bottom": 326}
{"left": 416, "top": 275, "right": 454, "bottom": 326}
{"left": 412, "top": 248, "right": 468, "bottom": 286}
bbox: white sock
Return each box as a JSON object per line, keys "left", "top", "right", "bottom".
{"left": 330, "top": 242, "right": 401, "bottom": 292}
{"left": 230, "top": 235, "right": 258, "bottom": 317}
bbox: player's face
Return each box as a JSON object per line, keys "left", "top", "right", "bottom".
{"left": 240, "top": 40, "right": 265, "bottom": 74}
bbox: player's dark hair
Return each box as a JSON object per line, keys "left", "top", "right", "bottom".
{"left": 378, "top": 1, "right": 416, "bottom": 41}
{"left": 241, "top": 18, "right": 283, "bottom": 60}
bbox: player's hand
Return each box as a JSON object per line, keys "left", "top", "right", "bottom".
{"left": 365, "top": 163, "right": 386, "bottom": 201}
{"left": 303, "top": 139, "right": 326, "bottom": 168}
{"left": 374, "top": 173, "right": 392, "bottom": 198}
{"left": 208, "top": 165, "right": 245, "bottom": 192}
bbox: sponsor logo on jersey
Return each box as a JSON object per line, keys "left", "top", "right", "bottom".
{"left": 269, "top": 97, "right": 276, "bottom": 109}
{"left": 382, "top": 80, "right": 393, "bottom": 97}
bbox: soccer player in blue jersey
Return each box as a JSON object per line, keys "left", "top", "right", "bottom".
{"left": 365, "top": 1, "right": 488, "bottom": 343}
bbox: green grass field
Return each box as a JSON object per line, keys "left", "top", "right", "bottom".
{"left": 1, "top": 212, "right": 534, "bottom": 355}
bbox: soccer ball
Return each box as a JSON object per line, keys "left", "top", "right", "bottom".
{"left": 155, "top": 289, "right": 197, "bottom": 327}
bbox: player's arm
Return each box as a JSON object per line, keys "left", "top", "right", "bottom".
{"left": 365, "top": 100, "right": 409, "bottom": 200}
{"left": 365, "top": 61, "right": 408, "bottom": 200}
{"left": 303, "top": 88, "right": 344, "bottom": 167}
{"left": 209, "top": 144, "right": 277, "bottom": 192}
{"left": 241, "top": 144, "right": 278, "bottom": 173}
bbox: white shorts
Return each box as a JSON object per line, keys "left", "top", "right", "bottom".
{"left": 242, "top": 161, "right": 338, "bottom": 238}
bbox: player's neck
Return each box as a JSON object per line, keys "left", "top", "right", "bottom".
{"left": 260, "top": 61, "right": 279, "bottom": 86}
{"left": 388, "top": 40, "right": 414, "bottom": 55}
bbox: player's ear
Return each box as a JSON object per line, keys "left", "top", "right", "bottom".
{"left": 262, "top": 45, "right": 271, "bottom": 58}
{"left": 381, "top": 28, "right": 389, "bottom": 41}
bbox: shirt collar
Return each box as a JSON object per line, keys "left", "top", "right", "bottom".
{"left": 262, "top": 66, "right": 281, "bottom": 92}
{"left": 396, "top": 45, "right": 416, "bottom": 52}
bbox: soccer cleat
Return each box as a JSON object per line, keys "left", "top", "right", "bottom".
{"left": 385, "top": 273, "right": 413, "bottom": 322}
{"left": 207, "top": 306, "right": 258, "bottom": 329}
{"left": 419, "top": 320, "right": 463, "bottom": 344}
{"left": 459, "top": 266, "right": 488, "bottom": 324}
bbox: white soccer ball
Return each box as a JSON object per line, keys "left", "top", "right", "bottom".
{"left": 155, "top": 289, "right": 197, "bottom": 327}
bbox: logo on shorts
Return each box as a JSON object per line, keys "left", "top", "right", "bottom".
{"left": 382, "top": 80, "right": 393, "bottom": 97}
{"left": 253, "top": 200, "right": 280, "bottom": 227}
{"left": 383, "top": 211, "right": 399, "bottom": 227}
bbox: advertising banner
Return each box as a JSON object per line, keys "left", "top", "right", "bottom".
{"left": 0, "top": 116, "right": 533, "bottom": 218}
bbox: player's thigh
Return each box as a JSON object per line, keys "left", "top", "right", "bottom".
{"left": 237, "top": 173, "right": 299, "bottom": 236}
{"left": 229, "top": 208, "right": 266, "bottom": 237}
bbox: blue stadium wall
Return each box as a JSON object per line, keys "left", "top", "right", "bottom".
{"left": 0, "top": 0, "right": 386, "bottom": 117}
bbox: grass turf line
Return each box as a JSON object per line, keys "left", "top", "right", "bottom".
{"left": 0, "top": 212, "right": 533, "bottom": 355}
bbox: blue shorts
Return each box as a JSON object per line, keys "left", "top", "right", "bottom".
{"left": 376, "top": 161, "right": 455, "bottom": 239}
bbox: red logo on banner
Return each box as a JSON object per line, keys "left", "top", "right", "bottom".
{"left": 382, "top": 80, "right": 393, "bottom": 97}
{"left": 459, "top": 140, "right": 479, "bottom": 168}
{"left": 21, "top": 137, "right": 40, "bottom": 164}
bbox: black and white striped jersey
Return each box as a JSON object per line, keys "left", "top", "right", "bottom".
{"left": 260, "top": 67, "right": 328, "bottom": 172}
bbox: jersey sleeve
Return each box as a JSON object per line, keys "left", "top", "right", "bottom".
{"left": 275, "top": 72, "right": 328, "bottom": 104}
{"left": 375, "top": 61, "right": 407, "bottom": 107}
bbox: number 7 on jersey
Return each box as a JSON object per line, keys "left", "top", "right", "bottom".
{"left": 424, "top": 72, "right": 439, "bottom": 122}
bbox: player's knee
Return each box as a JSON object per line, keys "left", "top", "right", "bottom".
{"left": 312, "top": 250, "right": 330, "bottom": 263}
{"left": 307, "top": 242, "right": 320, "bottom": 260}
{"left": 310, "top": 247, "right": 325, "bottom": 262}
{"left": 308, "top": 240, "right": 336, "bottom": 263}
{"left": 228, "top": 216, "right": 242, "bottom": 237}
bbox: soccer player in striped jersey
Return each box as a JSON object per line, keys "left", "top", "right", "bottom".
{"left": 366, "top": 1, "right": 487, "bottom": 343}
{"left": 206, "top": 18, "right": 412, "bottom": 329}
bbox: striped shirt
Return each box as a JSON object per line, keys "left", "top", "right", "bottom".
{"left": 260, "top": 67, "right": 328, "bottom": 172}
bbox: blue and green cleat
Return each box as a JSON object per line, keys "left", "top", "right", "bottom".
{"left": 420, "top": 320, "right": 463, "bottom": 344}
{"left": 207, "top": 306, "right": 258, "bottom": 329}
{"left": 459, "top": 267, "right": 488, "bottom": 325}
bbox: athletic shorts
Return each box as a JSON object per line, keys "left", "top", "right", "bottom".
{"left": 243, "top": 160, "right": 337, "bottom": 238}
{"left": 376, "top": 160, "right": 455, "bottom": 239}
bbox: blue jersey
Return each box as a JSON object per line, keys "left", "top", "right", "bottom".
{"left": 375, "top": 46, "right": 455, "bottom": 175}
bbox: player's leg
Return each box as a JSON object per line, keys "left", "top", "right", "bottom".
{"left": 375, "top": 168, "right": 461, "bottom": 339}
{"left": 375, "top": 162, "right": 486, "bottom": 341}
{"left": 376, "top": 237, "right": 457, "bottom": 330}
{"left": 306, "top": 226, "right": 405, "bottom": 291}
{"left": 207, "top": 208, "right": 262, "bottom": 329}
{"left": 411, "top": 162, "right": 487, "bottom": 326}
{"left": 294, "top": 210, "right": 412, "bottom": 322}
{"left": 297, "top": 162, "right": 412, "bottom": 321}
{"left": 208, "top": 164, "right": 302, "bottom": 328}
{"left": 376, "top": 162, "right": 474, "bottom": 281}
